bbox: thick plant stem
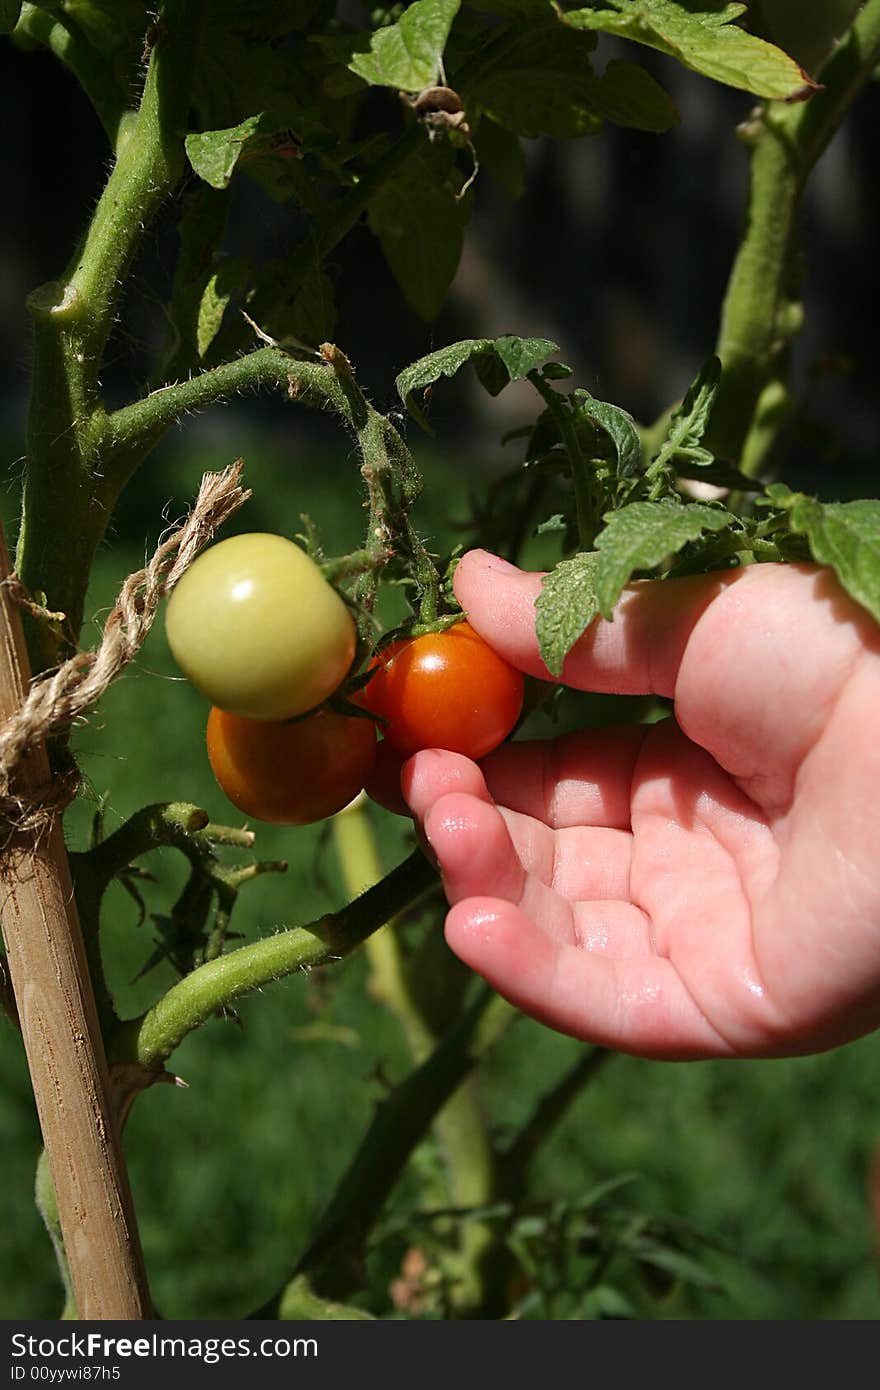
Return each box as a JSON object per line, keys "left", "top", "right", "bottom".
{"left": 0, "top": 525, "right": 151, "bottom": 1320}
{"left": 113, "top": 849, "right": 436, "bottom": 1069}
{"left": 709, "top": 0, "right": 880, "bottom": 465}
{"left": 16, "top": 0, "right": 204, "bottom": 671}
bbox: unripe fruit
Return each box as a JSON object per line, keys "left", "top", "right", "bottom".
{"left": 166, "top": 533, "right": 355, "bottom": 719}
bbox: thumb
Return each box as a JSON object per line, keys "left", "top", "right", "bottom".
{"left": 452, "top": 548, "right": 734, "bottom": 698}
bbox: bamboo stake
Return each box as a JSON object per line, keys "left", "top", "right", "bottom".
{"left": 0, "top": 524, "right": 151, "bottom": 1319}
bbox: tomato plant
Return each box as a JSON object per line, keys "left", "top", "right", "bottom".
{"left": 206, "top": 705, "right": 377, "bottom": 825}
{"left": 359, "top": 622, "right": 524, "bottom": 760}
{"left": 165, "top": 533, "right": 356, "bottom": 719}
{"left": 2, "top": 0, "right": 879, "bottom": 1331}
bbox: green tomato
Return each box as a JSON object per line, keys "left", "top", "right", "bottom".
{"left": 165, "top": 533, "right": 356, "bottom": 719}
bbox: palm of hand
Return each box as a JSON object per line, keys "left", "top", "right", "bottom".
{"left": 404, "top": 555, "right": 880, "bottom": 1059}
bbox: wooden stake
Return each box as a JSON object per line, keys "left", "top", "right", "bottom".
{"left": 0, "top": 524, "right": 151, "bottom": 1319}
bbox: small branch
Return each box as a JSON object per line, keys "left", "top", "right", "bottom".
{"left": 102, "top": 349, "right": 347, "bottom": 475}
{"left": 503, "top": 1047, "right": 612, "bottom": 1190}
{"left": 0, "top": 523, "right": 151, "bottom": 1320}
{"left": 105, "top": 343, "right": 441, "bottom": 627}
{"left": 113, "top": 850, "right": 437, "bottom": 1069}
{"left": 257, "top": 988, "right": 513, "bottom": 1312}
{"left": 708, "top": 0, "right": 880, "bottom": 464}
{"left": 75, "top": 802, "right": 212, "bottom": 891}
{"left": 528, "top": 372, "right": 595, "bottom": 550}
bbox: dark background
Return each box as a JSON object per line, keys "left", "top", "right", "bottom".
{"left": 2, "top": 34, "right": 878, "bottom": 514}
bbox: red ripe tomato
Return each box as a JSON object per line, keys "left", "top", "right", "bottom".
{"left": 364, "top": 739, "right": 410, "bottom": 817}
{"left": 206, "top": 707, "right": 377, "bottom": 825}
{"left": 359, "top": 621, "right": 524, "bottom": 760}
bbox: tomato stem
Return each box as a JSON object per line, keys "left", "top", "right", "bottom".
{"left": 16, "top": 0, "right": 205, "bottom": 672}
{"left": 259, "top": 988, "right": 514, "bottom": 1311}
{"left": 528, "top": 370, "right": 596, "bottom": 551}
{"left": 112, "top": 849, "right": 438, "bottom": 1069}
{"left": 708, "top": 0, "right": 880, "bottom": 467}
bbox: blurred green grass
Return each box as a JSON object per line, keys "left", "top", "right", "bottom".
{"left": 1, "top": 423, "right": 879, "bottom": 1320}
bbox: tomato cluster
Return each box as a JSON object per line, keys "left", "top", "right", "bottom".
{"left": 166, "top": 533, "right": 524, "bottom": 825}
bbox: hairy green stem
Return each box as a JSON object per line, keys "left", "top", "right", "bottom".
{"left": 709, "top": 0, "right": 880, "bottom": 466}
{"left": 104, "top": 349, "right": 352, "bottom": 472}
{"left": 16, "top": 0, "right": 205, "bottom": 670}
{"left": 112, "top": 850, "right": 436, "bottom": 1069}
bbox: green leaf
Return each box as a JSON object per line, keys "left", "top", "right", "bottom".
{"left": 1, "top": 0, "right": 22, "bottom": 33}
{"left": 397, "top": 340, "right": 493, "bottom": 427}
{"left": 535, "top": 514, "right": 568, "bottom": 535}
{"left": 396, "top": 335, "right": 558, "bottom": 428}
{"left": 195, "top": 258, "right": 251, "bottom": 359}
{"left": 186, "top": 111, "right": 334, "bottom": 203}
{"left": 466, "top": 21, "right": 603, "bottom": 139}
{"left": 585, "top": 59, "right": 679, "bottom": 133}
{"left": 633, "top": 1240, "right": 722, "bottom": 1292}
{"left": 594, "top": 500, "right": 734, "bottom": 617}
{"left": 564, "top": 0, "right": 815, "bottom": 100}
{"left": 368, "top": 140, "right": 468, "bottom": 320}
{"left": 786, "top": 497, "right": 880, "bottom": 625}
{"left": 536, "top": 552, "right": 601, "bottom": 677}
{"left": 349, "top": 0, "right": 462, "bottom": 91}
{"left": 495, "top": 334, "right": 560, "bottom": 383}
{"left": 574, "top": 390, "right": 643, "bottom": 478}
{"left": 653, "top": 355, "right": 721, "bottom": 470}
{"left": 186, "top": 115, "right": 271, "bottom": 190}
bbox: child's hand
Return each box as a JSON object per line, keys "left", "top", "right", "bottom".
{"left": 403, "top": 550, "right": 880, "bottom": 1060}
